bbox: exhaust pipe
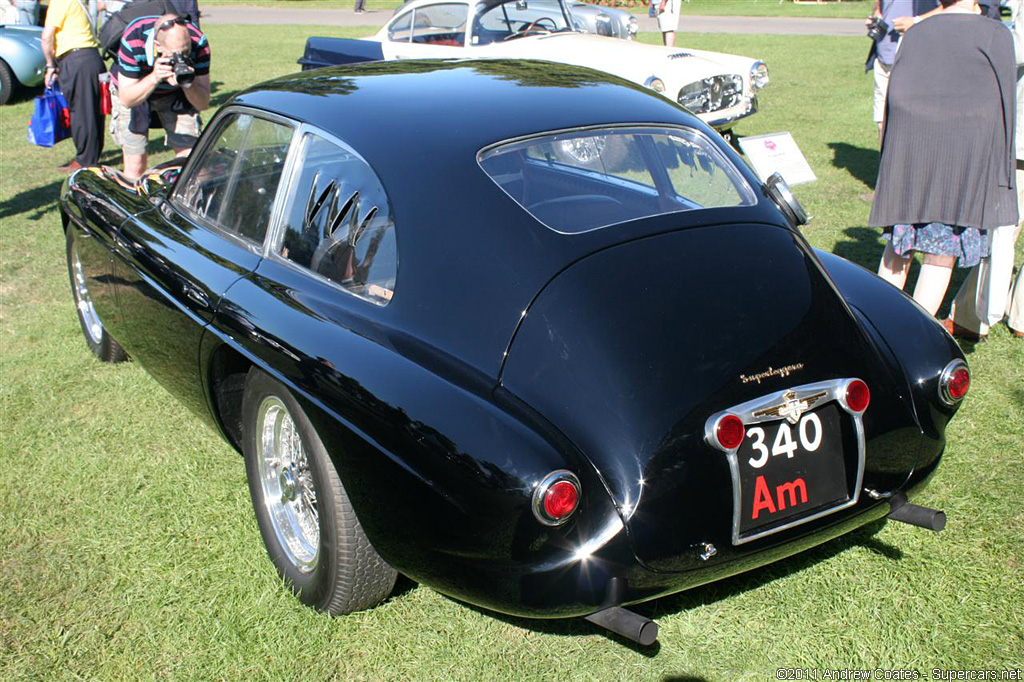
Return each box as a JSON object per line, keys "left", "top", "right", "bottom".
{"left": 887, "top": 492, "right": 946, "bottom": 531}
{"left": 584, "top": 607, "right": 659, "bottom": 646}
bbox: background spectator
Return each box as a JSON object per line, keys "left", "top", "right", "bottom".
{"left": 865, "top": 0, "right": 939, "bottom": 147}
{"left": 654, "top": 0, "right": 681, "bottom": 47}
{"left": 2, "top": 0, "right": 40, "bottom": 25}
{"left": 868, "top": 0, "right": 1018, "bottom": 317}
{"left": 169, "top": 0, "right": 199, "bottom": 27}
{"left": 41, "top": 0, "right": 105, "bottom": 171}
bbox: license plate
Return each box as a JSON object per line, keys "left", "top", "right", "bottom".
{"left": 735, "top": 403, "right": 849, "bottom": 536}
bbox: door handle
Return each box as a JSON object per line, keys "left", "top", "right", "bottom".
{"left": 184, "top": 284, "right": 210, "bottom": 309}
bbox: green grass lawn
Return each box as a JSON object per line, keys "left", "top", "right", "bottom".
{"left": 206, "top": 0, "right": 874, "bottom": 17}
{"left": 1, "top": 25, "right": 1022, "bottom": 681}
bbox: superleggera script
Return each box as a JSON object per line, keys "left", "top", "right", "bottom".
{"left": 740, "top": 363, "right": 806, "bottom": 384}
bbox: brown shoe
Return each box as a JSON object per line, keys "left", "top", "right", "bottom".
{"left": 941, "top": 318, "right": 986, "bottom": 342}
{"left": 1011, "top": 328, "right": 1024, "bottom": 339}
{"left": 58, "top": 159, "right": 83, "bottom": 173}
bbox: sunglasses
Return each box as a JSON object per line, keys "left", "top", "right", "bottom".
{"left": 156, "top": 16, "right": 188, "bottom": 33}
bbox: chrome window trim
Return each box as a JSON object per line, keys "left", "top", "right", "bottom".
{"left": 702, "top": 378, "right": 868, "bottom": 546}
{"left": 264, "top": 123, "right": 398, "bottom": 308}
{"left": 169, "top": 105, "right": 301, "bottom": 255}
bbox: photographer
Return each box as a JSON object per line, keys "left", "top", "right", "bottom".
{"left": 865, "top": 0, "right": 938, "bottom": 147}
{"left": 111, "top": 14, "right": 210, "bottom": 180}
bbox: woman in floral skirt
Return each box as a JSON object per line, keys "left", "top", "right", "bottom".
{"left": 869, "top": 0, "right": 1018, "bottom": 316}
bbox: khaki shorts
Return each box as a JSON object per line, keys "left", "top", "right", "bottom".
{"left": 657, "top": 0, "right": 681, "bottom": 32}
{"left": 110, "top": 80, "right": 202, "bottom": 156}
{"left": 873, "top": 59, "right": 892, "bottom": 124}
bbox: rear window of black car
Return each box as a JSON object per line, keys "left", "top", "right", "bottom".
{"left": 274, "top": 132, "right": 397, "bottom": 306}
{"left": 478, "top": 126, "right": 755, "bottom": 234}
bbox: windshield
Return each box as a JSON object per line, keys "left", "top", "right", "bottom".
{"left": 478, "top": 126, "right": 756, "bottom": 234}
{"left": 473, "top": 0, "right": 575, "bottom": 44}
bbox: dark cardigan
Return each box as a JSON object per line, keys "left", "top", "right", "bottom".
{"left": 868, "top": 13, "right": 1018, "bottom": 231}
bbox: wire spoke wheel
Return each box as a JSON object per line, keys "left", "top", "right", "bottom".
{"left": 256, "top": 396, "right": 320, "bottom": 573}
{"left": 65, "top": 227, "right": 126, "bottom": 363}
{"left": 70, "top": 243, "right": 105, "bottom": 346}
{"left": 243, "top": 369, "right": 397, "bottom": 614}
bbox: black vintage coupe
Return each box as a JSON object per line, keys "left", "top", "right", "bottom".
{"left": 60, "top": 59, "right": 969, "bottom": 645}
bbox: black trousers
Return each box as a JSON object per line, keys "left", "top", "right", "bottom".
{"left": 57, "top": 48, "right": 105, "bottom": 166}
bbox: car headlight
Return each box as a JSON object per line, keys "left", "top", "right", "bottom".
{"left": 627, "top": 16, "right": 638, "bottom": 38}
{"left": 645, "top": 76, "right": 666, "bottom": 93}
{"left": 595, "top": 13, "right": 614, "bottom": 37}
{"left": 677, "top": 75, "right": 742, "bottom": 113}
{"left": 750, "top": 61, "right": 769, "bottom": 90}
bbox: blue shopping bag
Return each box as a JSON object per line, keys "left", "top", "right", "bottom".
{"left": 27, "top": 85, "right": 72, "bottom": 148}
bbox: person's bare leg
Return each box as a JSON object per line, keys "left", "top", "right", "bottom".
{"left": 912, "top": 254, "right": 956, "bottom": 316}
{"left": 663, "top": 31, "right": 675, "bottom": 47}
{"left": 123, "top": 151, "right": 148, "bottom": 181}
{"left": 877, "top": 241, "right": 911, "bottom": 290}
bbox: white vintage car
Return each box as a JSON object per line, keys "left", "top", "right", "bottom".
{"left": 299, "top": 0, "right": 768, "bottom": 131}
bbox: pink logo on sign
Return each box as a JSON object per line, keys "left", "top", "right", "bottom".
{"left": 764, "top": 140, "right": 777, "bottom": 151}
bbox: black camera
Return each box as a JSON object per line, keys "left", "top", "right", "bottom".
{"left": 867, "top": 16, "right": 889, "bottom": 41}
{"left": 166, "top": 51, "right": 195, "bottom": 88}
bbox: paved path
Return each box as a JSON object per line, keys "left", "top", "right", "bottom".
{"left": 202, "top": 5, "right": 866, "bottom": 36}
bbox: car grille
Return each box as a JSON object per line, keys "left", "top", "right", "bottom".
{"left": 677, "top": 75, "right": 744, "bottom": 114}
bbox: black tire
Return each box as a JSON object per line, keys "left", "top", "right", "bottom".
{"left": 0, "top": 60, "right": 15, "bottom": 106}
{"left": 65, "top": 227, "right": 128, "bottom": 363}
{"left": 241, "top": 368, "right": 396, "bottom": 615}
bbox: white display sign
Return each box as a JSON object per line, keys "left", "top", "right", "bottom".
{"left": 738, "top": 132, "right": 817, "bottom": 186}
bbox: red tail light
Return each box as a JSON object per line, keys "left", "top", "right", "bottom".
{"left": 715, "top": 414, "right": 746, "bottom": 450}
{"left": 844, "top": 379, "right": 870, "bottom": 413}
{"left": 939, "top": 360, "right": 970, "bottom": 405}
{"left": 533, "top": 471, "right": 581, "bottom": 526}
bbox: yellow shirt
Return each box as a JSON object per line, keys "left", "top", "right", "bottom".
{"left": 44, "top": 0, "right": 99, "bottom": 58}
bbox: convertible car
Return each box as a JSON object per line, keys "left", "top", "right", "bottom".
{"left": 61, "top": 60, "right": 966, "bottom": 646}
{"left": 299, "top": 0, "right": 767, "bottom": 132}
{"left": 555, "top": 0, "right": 638, "bottom": 40}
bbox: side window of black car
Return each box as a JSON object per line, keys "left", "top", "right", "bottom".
{"left": 277, "top": 133, "right": 397, "bottom": 306}
{"left": 174, "top": 113, "right": 293, "bottom": 245}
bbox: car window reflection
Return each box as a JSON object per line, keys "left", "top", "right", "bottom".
{"left": 277, "top": 133, "right": 397, "bottom": 306}
{"left": 174, "top": 113, "right": 293, "bottom": 245}
{"left": 479, "top": 126, "right": 755, "bottom": 234}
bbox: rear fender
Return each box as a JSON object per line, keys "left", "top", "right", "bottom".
{"left": 814, "top": 249, "right": 965, "bottom": 438}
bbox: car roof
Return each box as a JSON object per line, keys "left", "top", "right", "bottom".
{"left": 230, "top": 59, "right": 777, "bottom": 381}
{"left": 234, "top": 59, "right": 688, "bottom": 162}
